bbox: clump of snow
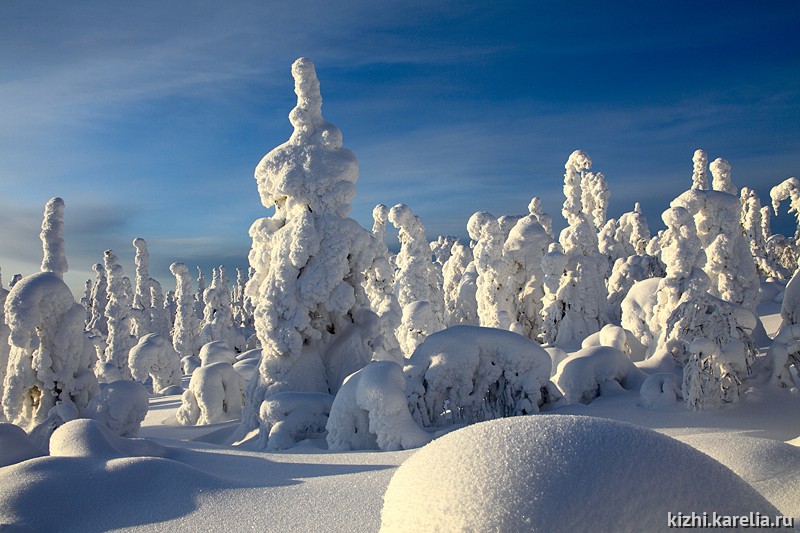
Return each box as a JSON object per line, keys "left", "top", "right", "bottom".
{"left": 129, "top": 333, "right": 182, "bottom": 394}
{"left": 580, "top": 324, "right": 647, "bottom": 362}
{"left": 259, "top": 391, "right": 333, "bottom": 450}
{"left": 177, "top": 362, "right": 245, "bottom": 426}
{"left": 553, "top": 345, "right": 646, "bottom": 404}
{"left": 380, "top": 415, "right": 780, "bottom": 532}
{"left": 85, "top": 380, "right": 150, "bottom": 437}
{"left": 0, "top": 423, "right": 44, "bottom": 467}
{"left": 327, "top": 361, "right": 432, "bottom": 451}
{"left": 405, "top": 326, "right": 555, "bottom": 428}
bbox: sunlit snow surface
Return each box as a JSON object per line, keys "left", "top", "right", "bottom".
{"left": 1, "top": 362, "right": 799, "bottom": 531}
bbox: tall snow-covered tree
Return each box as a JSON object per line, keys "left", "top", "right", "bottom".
{"left": 2, "top": 198, "right": 98, "bottom": 439}
{"left": 98, "top": 250, "right": 136, "bottom": 382}
{"left": 242, "top": 58, "right": 381, "bottom": 436}
{"left": 170, "top": 262, "right": 201, "bottom": 359}
{"left": 467, "top": 211, "right": 516, "bottom": 331}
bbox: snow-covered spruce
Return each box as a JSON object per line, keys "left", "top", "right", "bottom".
{"left": 389, "top": 203, "right": 444, "bottom": 354}
{"left": 607, "top": 254, "right": 662, "bottom": 325}
{"left": 98, "top": 250, "right": 136, "bottom": 382}
{"left": 502, "top": 199, "right": 553, "bottom": 340}
{"left": 766, "top": 323, "right": 800, "bottom": 388}
{"left": 241, "top": 58, "right": 381, "bottom": 438}
{"left": 199, "top": 266, "right": 245, "bottom": 351}
{"left": 682, "top": 337, "right": 743, "bottom": 410}
{"left": 671, "top": 155, "right": 759, "bottom": 311}
{"left": 130, "top": 237, "right": 153, "bottom": 338}
{"left": 170, "top": 262, "right": 201, "bottom": 360}
{"left": 620, "top": 277, "right": 662, "bottom": 351}
{"left": 327, "top": 360, "right": 432, "bottom": 451}
{"left": 553, "top": 345, "right": 647, "bottom": 404}
{"left": 0, "top": 274, "right": 10, "bottom": 422}
{"left": 86, "top": 263, "right": 109, "bottom": 338}
{"left": 405, "top": 326, "right": 557, "bottom": 429}
{"left": 542, "top": 150, "right": 608, "bottom": 346}
{"left": 2, "top": 198, "right": 99, "bottom": 442}
{"left": 129, "top": 333, "right": 182, "bottom": 395}
{"left": 441, "top": 242, "right": 479, "bottom": 326}
{"left": 467, "top": 211, "right": 516, "bottom": 331}
{"left": 84, "top": 380, "right": 149, "bottom": 437}
{"left": 177, "top": 362, "right": 245, "bottom": 426}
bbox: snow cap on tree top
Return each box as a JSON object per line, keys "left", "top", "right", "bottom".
{"left": 40, "top": 197, "right": 67, "bottom": 277}
{"left": 254, "top": 57, "right": 358, "bottom": 217}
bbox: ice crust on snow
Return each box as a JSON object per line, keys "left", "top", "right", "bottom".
{"left": 380, "top": 415, "right": 781, "bottom": 532}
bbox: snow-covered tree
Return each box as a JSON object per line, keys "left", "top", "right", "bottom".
{"left": 170, "top": 262, "right": 201, "bottom": 359}
{"left": 86, "top": 262, "right": 108, "bottom": 338}
{"left": 195, "top": 266, "right": 206, "bottom": 320}
{"left": 242, "top": 58, "right": 380, "bottom": 436}
{"left": 130, "top": 237, "right": 153, "bottom": 338}
{"left": 0, "top": 272, "right": 10, "bottom": 422}
{"left": 441, "top": 242, "right": 475, "bottom": 326}
{"left": 129, "top": 333, "right": 182, "bottom": 394}
{"left": 97, "top": 251, "right": 136, "bottom": 383}
{"left": 467, "top": 211, "right": 516, "bottom": 331}
{"left": 2, "top": 198, "right": 98, "bottom": 441}
{"left": 177, "top": 362, "right": 245, "bottom": 425}
{"left": 503, "top": 199, "right": 553, "bottom": 339}
{"left": 691, "top": 149, "right": 708, "bottom": 190}
{"left": 683, "top": 338, "right": 742, "bottom": 411}
{"left": 542, "top": 150, "right": 608, "bottom": 345}
{"left": 671, "top": 155, "right": 759, "bottom": 311}
{"left": 430, "top": 235, "right": 458, "bottom": 266}
{"left": 200, "top": 266, "right": 245, "bottom": 351}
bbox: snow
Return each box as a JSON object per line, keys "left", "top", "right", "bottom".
{"left": 3, "top": 58, "right": 800, "bottom": 532}
{"left": 380, "top": 415, "right": 780, "bottom": 532}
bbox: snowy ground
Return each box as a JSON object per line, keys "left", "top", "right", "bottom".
{"left": 0, "top": 302, "right": 798, "bottom": 531}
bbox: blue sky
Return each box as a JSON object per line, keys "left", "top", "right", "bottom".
{"left": 1, "top": 1, "right": 799, "bottom": 294}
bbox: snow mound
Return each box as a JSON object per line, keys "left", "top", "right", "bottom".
{"left": 0, "top": 423, "right": 44, "bottom": 467}
{"left": 49, "top": 418, "right": 170, "bottom": 460}
{"left": 380, "top": 415, "right": 780, "bottom": 532}
{"left": 553, "top": 345, "right": 647, "bottom": 404}
{"left": 679, "top": 432, "right": 800, "bottom": 520}
{"left": 639, "top": 372, "right": 683, "bottom": 408}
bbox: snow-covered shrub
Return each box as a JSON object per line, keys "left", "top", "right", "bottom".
{"left": 765, "top": 323, "right": 800, "bottom": 389}
{"left": 553, "top": 345, "right": 646, "bottom": 404}
{"left": 258, "top": 391, "right": 334, "bottom": 450}
{"left": 85, "top": 380, "right": 149, "bottom": 437}
{"left": 242, "top": 58, "right": 382, "bottom": 436}
{"left": 380, "top": 415, "right": 779, "bottom": 532}
{"left": 639, "top": 373, "right": 682, "bottom": 408}
{"left": 781, "top": 267, "right": 800, "bottom": 327}
{"left": 128, "top": 333, "right": 182, "bottom": 394}
{"left": 2, "top": 198, "right": 99, "bottom": 440}
{"left": 405, "top": 326, "right": 555, "bottom": 429}
{"left": 327, "top": 360, "right": 431, "bottom": 451}
{"left": 682, "top": 338, "right": 742, "bottom": 410}
{"left": 177, "top": 362, "right": 245, "bottom": 425}
{"left": 96, "top": 250, "right": 136, "bottom": 383}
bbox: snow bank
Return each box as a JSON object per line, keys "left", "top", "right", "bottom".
{"left": 327, "top": 361, "right": 431, "bottom": 451}
{"left": 380, "top": 415, "right": 781, "bottom": 532}
{"left": 49, "top": 418, "right": 169, "bottom": 460}
{"left": 405, "top": 325, "right": 555, "bottom": 428}
{"left": 553, "top": 345, "right": 646, "bottom": 404}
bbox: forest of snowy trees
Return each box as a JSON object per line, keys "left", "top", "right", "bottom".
{"left": 2, "top": 57, "right": 800, "bottom": 453}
